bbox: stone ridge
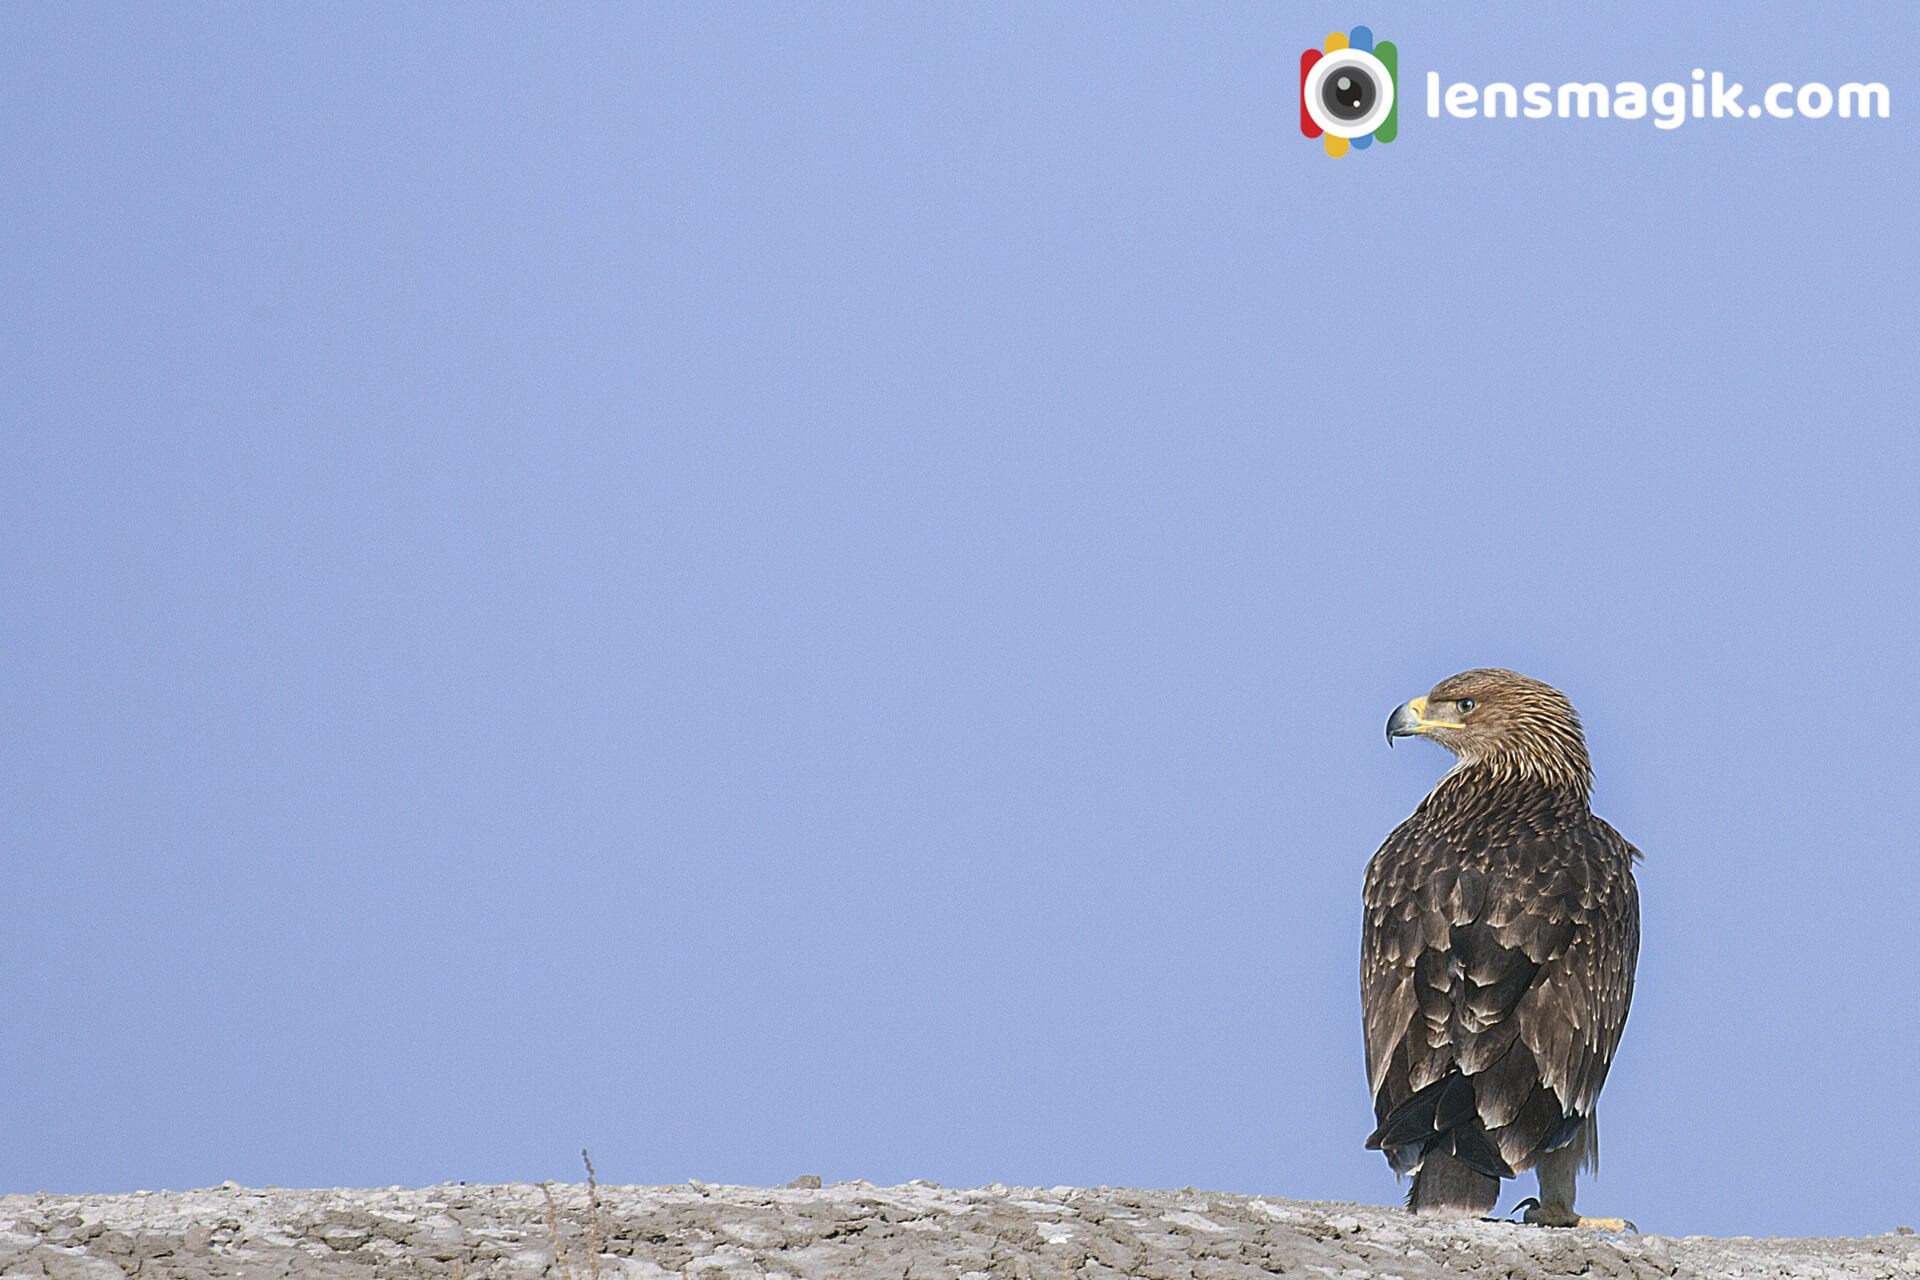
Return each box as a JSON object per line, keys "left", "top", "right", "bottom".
{"left": 0, "top": 1181, "right": 1915, "bottom": 1280}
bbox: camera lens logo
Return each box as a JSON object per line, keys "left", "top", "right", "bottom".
{"left": 1300, "top": 26, "right": 1398, "bottom": 156}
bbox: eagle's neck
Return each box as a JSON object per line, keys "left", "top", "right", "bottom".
{"left": 1426, "top": 758, "right": 1593, "bottom": 816}
{"left": 1435, "top": 722, "right": 1593, "bottom": 803}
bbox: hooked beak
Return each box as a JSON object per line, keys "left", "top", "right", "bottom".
{"left": 1385, "top": 696, "right": 1464, "bottom": 745}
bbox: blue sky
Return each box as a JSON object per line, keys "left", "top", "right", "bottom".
{"left": 3, "top": 2, "right": 1915, "bottom": 1239}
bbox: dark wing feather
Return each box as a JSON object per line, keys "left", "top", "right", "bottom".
{"left": 1360, "top": 812, "right": 1427, "bottom": 1101}
{"left": 1508, "top": 818, "right": 1641, "bottom": 1122}
{"left": 1361, "top": 781, "right": 1640, "bottom": 1177}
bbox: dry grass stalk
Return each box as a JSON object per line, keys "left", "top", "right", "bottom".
{"left": 582, "top": 1148, "right": 602, "bottom": 1280}
{"left": 537, "top": 1151, "right": 605, "bottom": 1280}
{"left": 539, "top": 1181, "right": 577, "bottom": 1280}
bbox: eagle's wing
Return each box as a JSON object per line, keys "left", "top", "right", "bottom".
{"left": 1508, "top": 818, "right": 1641, "bottom": 1126}
{"left": 1360, "top": 812, "right": 1427, "bottom": 1103}
{"left": 1362, "top": 808, "right": 1640, "bottom": 1174}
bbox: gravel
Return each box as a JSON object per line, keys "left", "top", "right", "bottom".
{"left": 1, "top": 1180, "right": 1914, "bottom": 1280}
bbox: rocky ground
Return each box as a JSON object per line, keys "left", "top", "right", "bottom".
{"left": 1, "top": 1180, "right": 1915, "bottom": 1280}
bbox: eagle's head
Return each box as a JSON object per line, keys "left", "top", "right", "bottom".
{"left": 1386, "top": 667, "right": 1592, "bottom": 796}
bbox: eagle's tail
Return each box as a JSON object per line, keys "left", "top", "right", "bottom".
{"left": 1407, "top": 1149, "right": 1501, "bottom": 1216}
{"left": 1368, "top": 1070, "right": 1513, "bottom": 1216}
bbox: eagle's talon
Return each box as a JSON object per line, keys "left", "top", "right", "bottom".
{"left": 1521, "top": 1200, "right": 1636, "bottom": 1232}
{"left": 1522, "top": 1198, "right": 1569, "bottom": 1227}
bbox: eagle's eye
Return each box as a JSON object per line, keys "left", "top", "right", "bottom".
{"left": 1458, "top": 698, "right": 1475, "bottom": 713}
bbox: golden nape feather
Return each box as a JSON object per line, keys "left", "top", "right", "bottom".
{"left": 1365, "top": 669, "right": 1640, "bottom": 1226}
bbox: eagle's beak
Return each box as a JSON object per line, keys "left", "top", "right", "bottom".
{"left": 1386, "top": 699, "right": 1422, "bottom": 744}
{"left": 1386, "top": 696, "right": 1463, "bottom": 745}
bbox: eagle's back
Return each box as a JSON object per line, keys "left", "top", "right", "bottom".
{"left": 1361, "top": 771, "right": 1640, "bottom": 1178}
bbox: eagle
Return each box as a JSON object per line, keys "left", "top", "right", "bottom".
{"left": 1362, "top": 669, "right": 1640, "bottom": 1228}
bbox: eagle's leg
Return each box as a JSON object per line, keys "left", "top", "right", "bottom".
{"left": 1522, "top": 1132, "right": 1636, "bottom": 1232}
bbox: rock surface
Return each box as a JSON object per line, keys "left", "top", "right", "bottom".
{"left": 1, "top": 1181, "right": 1915, "bottom": 1280}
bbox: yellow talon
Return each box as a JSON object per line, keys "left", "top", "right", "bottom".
{"left": 1518, "top": 1199, "right": 1637, "bottom": 1232}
